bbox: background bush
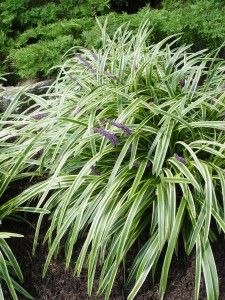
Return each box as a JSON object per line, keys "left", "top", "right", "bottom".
{"left": 1, "top": 0, "right": 225, "bottom": 81}
{"left": 0, "top": 78, "right": 45, "bottom": 300}
{"left": 9, "top": 36, "right": 75, "bottom": 78}
{"left": 0, "top": 0, "right": 109, "bottom": 79}
{"left": 85, "top": 1, "right": 225, "bottom": 51}
{"left": 8, "top": 18, "right": 93, "bottom": 78}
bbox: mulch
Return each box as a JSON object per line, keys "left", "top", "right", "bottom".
{"left": 3, "top": 219, "right": 225, "bottom": 300}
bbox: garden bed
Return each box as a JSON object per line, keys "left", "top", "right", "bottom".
{"left": 3, "top": 218, "right": 225, "bottom": 299}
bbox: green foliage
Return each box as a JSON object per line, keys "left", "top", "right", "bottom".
{"left": 1, "top": 0, "right": 225, "bottom": 80}
{"left": 0, "top": 0, "right": 109, "bottom": 33}
{"left": 0, "top": 0, "right": 28, "bottom": 34}
{"left": 60, "top": 0, "right": 110, "bottom": 17}
{"left": 0, "top": 232, "right": 33, "bottom": 300}
{"left": 0, "top": 0, "right": 109, "bottom": 79}
{"left": 163, "top": 0, "right": 225, "bottom": 9}
{"left": 9, "top": 18, "right": 94, "bottom": 79}
{"left": 9, "top": 36, "right": 75, "bottom": 78}
{"left": 21, "top": 3, "right": 61, "bottom": 27}
{"left": 0, "top": 79, "right": 46, "bottom": 299}
{"left": 14, "top": 19, "right": 92, "bottom": 48}
{"left": 85, "top": 3, "right": 225, "bottom": 52}
{"left": 2, "top": 23, "right": 225, "bottom": 299}
{"left": 180, "top": 0, "right": 225, "bottom": 50}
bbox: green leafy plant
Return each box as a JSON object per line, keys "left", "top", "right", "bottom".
{"left": 3, "top": 21, "right": 225, "bottom": 299}
{"left": 0, "top": 78, "right": 49, "bottom": 299}
{"left": 9, "top": 35, "right": 76, "bottom": 79}
{"left": 21, "top": 3, "right": 61, "bottom": 28}
{"left": 8, "top": 18, "right": 94, "bottom": 79}
{"left": 0, "top": 232, "right": 33, "bottom": 300}
{"left": 1, "top": 0, "right": 225, "bottom": 80}
{"left": 86, "top": 2, "right": 225, "bottom": 51}
{"left": 0, "top": 0, "right": 109, "bottom": 80}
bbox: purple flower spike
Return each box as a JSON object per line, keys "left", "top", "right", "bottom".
{"left": 93, "top": 127, "right": 119, "bottom": 147}
{"left": 32, "top": 113, "right": 48, "bottom": 120}
{"left": 133, "top": 160, "right": 141, "bottom": 167}
{"left": 110, "top": 121, "right": 132, "bottom": 136}
{"left": 133, "top": 160, "right": 151, "bottom": 168}
{"left": 133, "top": 64, "right": 138, "bottom": 71}
{"left": 91, "top": 165, "right": 101, "bottom": 176}
{"left": 90, "top": 52, "right": 98, "bottom": 61}
{"left": 105, "top": 72, "right": 118, "bottom": 81}
{"left": 174, "top": 153, "right": 187, "bottom": 164}
{"left": 179, "top": 79, "right": 185, "bottom": 88}
{"left": 74, "top": 105, "right": 81, "bottom": 114}
{"left": 75, "top": 54, "right": 96, "bottom": 75}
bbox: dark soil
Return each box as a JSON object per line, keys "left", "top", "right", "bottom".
{"left": 2, "top": 181, "right": 225, "bottom": 299}
{"left": 3, "top": 218, "right": 225, "bottom": 300}
{"left": 110, "top": 0, "right": 162, "bottom": 14}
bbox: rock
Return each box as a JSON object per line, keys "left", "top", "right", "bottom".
{"left": 0, "top": 79, "right": 54, "bottom": 112}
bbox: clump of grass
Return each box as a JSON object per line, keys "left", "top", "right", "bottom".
{"left": 0, "top": 77, "right": 49, "bottom": 300}
{"left": 2, "top": 21, "right": 225, "bottom": 299}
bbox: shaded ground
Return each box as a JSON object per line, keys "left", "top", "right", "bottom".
{"left": 3, "top": 219, "right": 225, "bottom": 300}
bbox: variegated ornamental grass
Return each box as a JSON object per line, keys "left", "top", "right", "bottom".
{"left": 1, "top": 21, "right": 225, "bottom": 299}
{"left": 0, "top": 83, "right": 42, "bottom": 300}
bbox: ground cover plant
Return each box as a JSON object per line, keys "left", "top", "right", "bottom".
{"left": 1, "top": 21, "right": 225, "bottom": 299}
{"left": 0, "top": 78, "right": 48, "bottom": 299}
{"left": 0, "top": 77, "right": 47, "bottom": 300}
